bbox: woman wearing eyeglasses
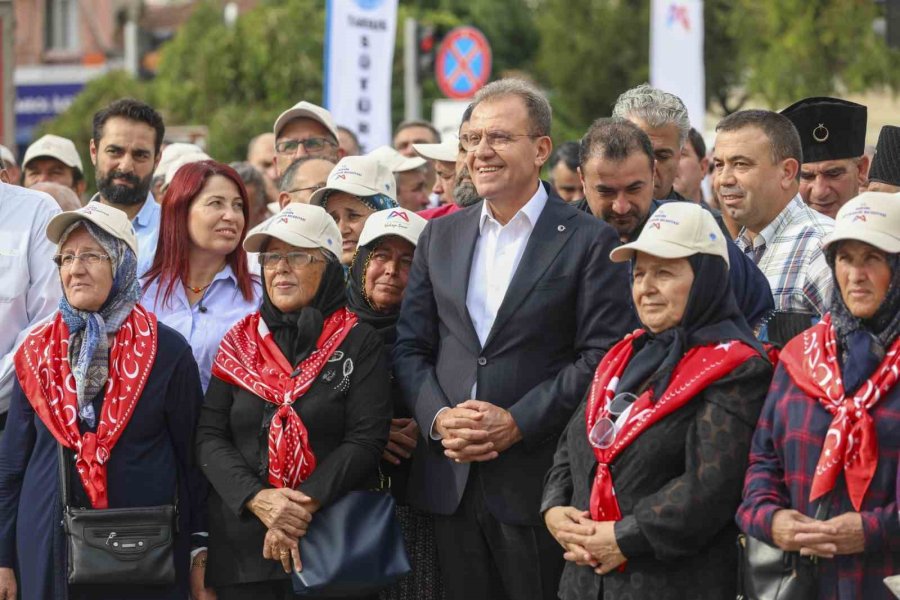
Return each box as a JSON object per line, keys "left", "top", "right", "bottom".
{"left": 309, "top": 155, "right": 398, "bottom": 266}
{"left": 541, "top": 202, "right": 772, "bottom": 600}
{"left": 0, "top": 202, "right": 209, "bottom": 599}
{"left": 196, "top": 203, "right": 391, "bottom": 599}
{"left": 142, "top": 160, "right": 261, "bottom": 394}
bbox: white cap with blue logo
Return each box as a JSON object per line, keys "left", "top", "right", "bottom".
{"left": 243, "top": 203, "right": 343, "bottom": 261}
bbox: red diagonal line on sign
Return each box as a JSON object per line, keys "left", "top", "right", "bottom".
{"left": 447, "top": 37, "right": 479, "bottom": 87}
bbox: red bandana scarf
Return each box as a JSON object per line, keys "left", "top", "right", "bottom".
{"left": 212, "top": 307, "right": 357, "bottom": 489}
{"left": 14, "top": 305, "right": 158, "bottom": 509}
{"left": 779, "top": 314, "right": 900, "bottom": 511}
{"left": 586, "top": 331, "right": 758, "bottom": 522}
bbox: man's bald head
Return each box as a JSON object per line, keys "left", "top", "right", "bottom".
{"left": 31, "top": 181, "right": 83, "bottom": 211}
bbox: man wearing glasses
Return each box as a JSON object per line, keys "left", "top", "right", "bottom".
{"left": 274, "top": 155, "right": 336, "bottom": 211}
{"left": 272, "top": 101, "right": 344, "bottom": 178}
{"left": 393, "top": 79, "right": 634, "bottom": 600}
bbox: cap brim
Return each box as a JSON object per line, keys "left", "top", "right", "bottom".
{"left": 394, "top": 156, "right": 427, "bottom": 171}
{"left": 412, "top": 143, "right": 456, "bottom": 163}
{"left": 243, "top": 230, "right": 328, "bottom": 254}
{"left": 823, "top": 228, "right": 900, "bottom": 254}
{"left": 46, "top": 212, "right": 138, "bottom": 257}
{"left": 609, "top": 239, "right": 703, "bottom": 263}
{"left": 274, "top": 108, "right": 339, "bottom": 141}
{"left": 308, "top": 182, "right": 379, "bottom": 206}
{"left": 24, "top": 151, "right": 82, "bottom": 172}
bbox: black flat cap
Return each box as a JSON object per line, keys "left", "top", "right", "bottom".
{"left": 868, "top": 125, "right": 900, "bottom": 187}
{"left": 781, "top": 96, "right": 867, "bottom": 163}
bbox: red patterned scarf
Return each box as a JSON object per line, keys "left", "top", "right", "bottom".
{"left": 779, "top": 314, "right": 900, "bottom": 511}
{"left": 14, "top": 305, "right": 158, "bottom": 509}
{"left": 212, "top": 307, "right": 357, "bottom": 489}
{"left": 586, "top": 331, "right": 758, "bottom": 522}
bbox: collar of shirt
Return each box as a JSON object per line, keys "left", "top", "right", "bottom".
{"left": 477, "top": 181, "right": 548, "bottom": 234}
{"left": 737, "top": 193, "right": 803, "bottom": 251}
{"left": 88, "top": 191, "right": 158, "bottom": 229}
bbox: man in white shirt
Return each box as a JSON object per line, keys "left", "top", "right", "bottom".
{"left": 393, "top": 79, "right": 633, "bottom": 600}
{"left": 0, "top": 165, "right": 62, "bottom": 429}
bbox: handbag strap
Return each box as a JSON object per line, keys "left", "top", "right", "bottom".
{"left": 56, "top": 442, "right": 179, "bottom": 511}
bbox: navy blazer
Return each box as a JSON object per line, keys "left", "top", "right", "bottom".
{"left": 392, "top": 184, "right": 636, "bottom": 526}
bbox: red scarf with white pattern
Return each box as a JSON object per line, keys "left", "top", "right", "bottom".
{"left": 780, "top": 314, "right": 900, "bottom": 511}
{"left": 212, "top": 308, "right": 357, "bottom": 489}
{"left": 15, "top": 305, "right": 157, "bottom": 509}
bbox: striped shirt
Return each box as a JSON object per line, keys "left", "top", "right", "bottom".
{"left": 737, "top": 361, "right": 900, "bottom": 600}
{"left": 735, "top": 195, "right": 834, "bottom": 315}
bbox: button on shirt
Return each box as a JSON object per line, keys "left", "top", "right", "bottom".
{"left": 90, "top": 192, "right": 160, "bottom": 278}
{"left": 735, "top": 194, "right": 834, "bottom": 315}
{"left": 0, "top": 184, "right": 61, "bottom": 411}
{"left": 141, "top": 266, "right": 261, "bottom": 392}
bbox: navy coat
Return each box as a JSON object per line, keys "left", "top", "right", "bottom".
{"left": 0, "top": 322, "right": 207, "bottom": 600}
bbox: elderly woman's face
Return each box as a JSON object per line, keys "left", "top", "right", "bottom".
{"left": 632, "top": 253, "right": 695, "bottom": 334}
{"left": 325, "top": 192, "right": 375, "bottom": 265}
{"left": 364, "top": 236, "right": 415, "bottom": 313}
{"left": 59, "top": 227, "right": 114, "bottom": 312}
{"left": 263, "top": 238, "right": 327, "bottom": 313}
{"left": 834, "top": 240, "right": 891, "bottom": 319}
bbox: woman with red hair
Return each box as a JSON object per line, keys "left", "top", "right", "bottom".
{"left": 142, "top": 160, "right": 261, "bottom": 393}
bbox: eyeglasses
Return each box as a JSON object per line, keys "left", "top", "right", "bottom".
{"left": 258, "top": 251, "right": 324, "bottom": 270}
{"left": 275, "top": 137, "right": 336, "bottom": 155}
{"left": 285, "top": 184, "right": 324, "bottom": 196}
{"left": 52, "top": 252, "right": 112, "bottom": 268}
{"left": 459, "top": 131, "right": 538, "bottom": 152}
{"left": 588, "top": 392, "right": 638, "bottom": 449}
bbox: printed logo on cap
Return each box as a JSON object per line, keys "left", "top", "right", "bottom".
{"left": 646, "top": 211, "right": 681, "bottom": 230}
{"left": 846, "top": 203, "right": 886, "bottom": 223}
{"left": 388, "top": 210, "right": 409, "bottom": 222}
{"left": 333, "top": 164, "right": 362, "bottom": 181}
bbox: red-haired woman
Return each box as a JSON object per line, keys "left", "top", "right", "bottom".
{"left": 142, "top": 160, "right": 261, "bottom": 393}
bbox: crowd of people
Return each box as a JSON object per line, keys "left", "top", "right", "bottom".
{"left": 0, "top": 76, "right": 898, "bottom": 600}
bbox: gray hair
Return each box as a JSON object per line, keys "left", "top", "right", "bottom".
{"left": 472, "top": 79, "right": 552, "bottom": 137}
{"left": 612, "top": 83, "right": 690, "bottom": 146}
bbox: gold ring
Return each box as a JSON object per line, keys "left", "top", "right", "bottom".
{"left": 280, "top": 550, "right": 289, "bottom": 557}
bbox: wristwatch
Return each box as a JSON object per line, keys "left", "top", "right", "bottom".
{"left": 191, "top": 554, "right": 208, "bottom": 569}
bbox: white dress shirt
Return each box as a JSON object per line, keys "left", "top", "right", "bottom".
{"left": 431, "top": 182, "right": 548, "bottom": 439}
{"left": 0, "top": 184, "right": 62, "bottom": 412}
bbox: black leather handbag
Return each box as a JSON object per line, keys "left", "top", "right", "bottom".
{"left": 58, "top": 444, "right": 177, "bottom": 585}
{"left": 291, "top": 486, "right": 411, "bottom": 597}
{"left": 736, "top": 498, "right": 829, "bottom": 600}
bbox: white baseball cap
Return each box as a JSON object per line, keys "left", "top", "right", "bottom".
{"left": 23, "top": 134, "right": 84, "bottom": 175}
{"left": 243, "top": 203, "right": 342, "bottom": 261}
{"left": 358, "top": 208, "right": 427, "bottom": 248}
{"left": 273, "top": 101, "right": 340, "bottom": 142}
{"left": 46, "top": 201, "right": 138, "bottom": 256}
{"left": 0, "top": 144, "right": 16, "bottom": 167}
{"left": 368, "top": 145, "right": 427, "bottom": 172}
{"left": 163, "top": 152, "right": 212, "bottom": 187}
{"left": 412, "top": 136, "right": 458, "bottom": 163}
{"left": 308, "top": 155, "right": 397, "bottom": 206}
{"left": 610, "top": 202, "right": 729, "bottom": 266}
{"left": 822, "top": 191, "right": 900, "bottom": 254}
{"left": 153, "top": 142, "right": 204, "bottom": 179}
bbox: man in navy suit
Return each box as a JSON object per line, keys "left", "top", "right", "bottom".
{"left": 393, "top": 79, "right": 634, "bottom": 600}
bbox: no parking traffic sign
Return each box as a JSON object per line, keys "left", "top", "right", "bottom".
{"left": 435, "top": 26, "right": 492, "bottom": 99}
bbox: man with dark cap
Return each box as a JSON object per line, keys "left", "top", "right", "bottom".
{"left": 867, "top": 125, "right": 900, "bottom": 194}
{"left": 781, "top": 96, "right": 868, "bottom": 219}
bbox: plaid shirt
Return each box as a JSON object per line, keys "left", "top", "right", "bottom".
{"left": 736, "top": 195, "right": 834, "bottom": 315}
{"left": 737, "top": 362, "right": 900, "bottom": 600}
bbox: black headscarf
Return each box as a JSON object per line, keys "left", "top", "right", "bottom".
{"left": 827, "top": 247, "right": 900, "bottom": 394}
{"left": 259, "top": 257, "right": 347, "bottom": 367}
{"left": 618, "top": 253, "right": 765, "bottom": 399}
{"left": 346, "top": 243, "right": 400, "bottom": 347}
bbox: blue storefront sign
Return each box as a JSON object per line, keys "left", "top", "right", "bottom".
{"left": 14, "top": 82, "right": 84, "bottom": 147}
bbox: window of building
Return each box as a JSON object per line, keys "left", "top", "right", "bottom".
{"left": 45, "top": 0, "right": 80, "bottom": 51}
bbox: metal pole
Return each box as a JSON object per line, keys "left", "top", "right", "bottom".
{"left": 124, "top": 2, "right": 139, "bottom": 77}
{"left": 0, "top": 0, "right": 13, "bottom": 148}
{"left": 403, "top": 17, "right": 421, "bottom": 121}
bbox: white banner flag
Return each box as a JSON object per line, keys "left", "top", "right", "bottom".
{"left": 324, "top": 0, "right": 399, "bottom": 153}
{"left": 650, "top": 0, "right": 705, "bottom": 131}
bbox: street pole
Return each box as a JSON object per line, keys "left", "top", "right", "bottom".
{"left": 0, "top": 0, "right": 13, "bottom": 148}
{"left": 403, "top": 17, "right": 421, "bottom": 121}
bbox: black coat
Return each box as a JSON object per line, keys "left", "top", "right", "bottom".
{"left": 196, "top": 320, "right": 391, "bottom": 588}
{"left": 0, "top": 322, "right": 206, "bottom": 600}
{"left": 541, "top": 356, "right": 772, "bottom": 600}
{"left": 392, "top": 187, "right": 636, "bottom": 526}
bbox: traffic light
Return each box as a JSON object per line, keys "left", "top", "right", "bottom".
{"left": 417, "top": 23, "right": 436, "bottom": 82}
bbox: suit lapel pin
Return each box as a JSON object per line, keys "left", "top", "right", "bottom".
{"left": 557, "top": 225, "right": 566, "bottom": 232}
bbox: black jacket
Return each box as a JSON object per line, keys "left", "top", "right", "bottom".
{"left": 196, "top": 321, "right": 391, "bottom": 587}
{"left": 541, "top": 356, "right": 772, "bottom": 600}
{"left": 392, "top": 185, "right": 636, "bottom": 526}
